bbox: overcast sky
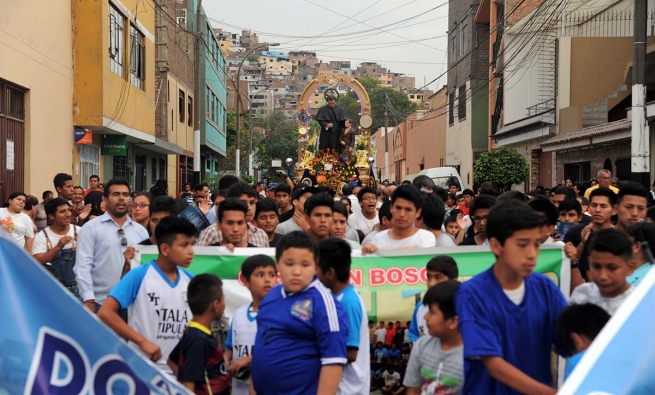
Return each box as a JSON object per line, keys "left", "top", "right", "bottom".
{"left": 203, "top": 0, "right": 449, "bottom": 91}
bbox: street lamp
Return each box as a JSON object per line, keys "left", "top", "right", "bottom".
{"left": 285, "top": 157, "right": 293, "bottom": 177}
{"left": 235, "top": 42, "right": 279, "bottom": 176}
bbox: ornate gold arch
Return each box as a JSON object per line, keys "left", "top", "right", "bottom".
{"left": 296, "top": 73, "right": 372, "bottom": 164}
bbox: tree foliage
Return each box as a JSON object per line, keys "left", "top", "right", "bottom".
{"left": 336, "top": 76, "right": 417, "bottom": 132}
{"left": 474, "top": 147, "right": 530, "bottom": 192}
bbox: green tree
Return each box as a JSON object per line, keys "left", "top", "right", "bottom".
{"left": 474, "top": 147, "right": 530, "bottom": 192}
{"left": 246, "top": 55, "right": 260, "bottom": 64}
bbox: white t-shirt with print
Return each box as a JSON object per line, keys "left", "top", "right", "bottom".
{"left": 33, "top": 226, "right": 81, "bottom": 257}
{"left": 0, "top": 208, "right": 34, "bottom": 248}
{"left": 372, "top": 229, "right": 436, "bottom": 250}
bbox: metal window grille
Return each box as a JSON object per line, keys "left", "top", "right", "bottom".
{"left": 109, "top": 5, "right": 125, "bottom": 77}
{"left": 129, "top": 25, "right": 145, "bottom": 89}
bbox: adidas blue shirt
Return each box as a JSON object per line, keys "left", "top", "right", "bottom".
{"left": 455, "top": 266, "right": 567, "bottom": 395}
{"left": 251, "top": 278, "right": 348, "bottom": 395}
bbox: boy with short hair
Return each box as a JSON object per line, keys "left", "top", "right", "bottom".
{"left": 224, "top": 255, "right": 277, "bottom": 395}
{"left": 211, "top": 198, "right": 256, "bottom": 248}
{"left": 381, "top": 365, "right": 404, "bottom": 395}
{"left": 140, "top": 196, "right": 179, "bottom": 245}
{"left": 255, "top": 199, "right": 282, "bottom": 247}
{"left": 168, "top": 274, "right": 229, "bottom": 395}
{"left": 614, "top": 182, "right": 648, "bottom": 233}
{"left": 527, "top": 196, "right": 559, "bottom": 243}
{"left": 556, "top": 303, "right": 611, "bottom": 380}
{"left": 444, "top": 216, "right": 460, "bottom": 239}
{"left": 304, "top": 193, "right": 334, "bottom": 242}
{"left": 570, "top": 228, "right": 635, "bottom": 315}
{"left": 404, "top": 280, "right": 464, "bottom": 395}
{"left": 455, "top": 200, "right": 568, "bottom": 395}
{"left": 98, "top": 216, "right": 197, "bottom": 374}
{"left": 316, "top": 237, "right": 370, "bottom": 394}
{"left": 409, "top": 256, "right": 459, "bottom": 342}
{"left": 558, "top": 198, "right": 583, "bottom": 224}
{"left": 275, "top": 183, "right": 293, "bottom": 217}
{"left": 375, "top": 321, "right": 387, "bottom": 344}
{"left": 250, "top": 231, "right": 348, "bottom": 395}
{"left": 459, "top": 189, "right": 474, "bottom": 216}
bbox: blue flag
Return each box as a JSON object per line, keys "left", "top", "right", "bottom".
{"left": 559, "top": 264, "right": 655, "bottom": 395}
{"left": 0, "top": 236, "right": 190, "bottom": 394}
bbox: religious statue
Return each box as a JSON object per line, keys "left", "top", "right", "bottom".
{"left": 315, "top": 95, "right": 347, "bottom": 152}
{"left": 341, "top": 118, "right": 356, "bottom": 153}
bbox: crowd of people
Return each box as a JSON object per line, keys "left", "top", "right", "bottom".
{"left": 1, "top": 166, "right": 653, "bottom": 394}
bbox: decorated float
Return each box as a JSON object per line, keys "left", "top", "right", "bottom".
{"left": 294, "top": 73, "right": 376, "bottom": 193}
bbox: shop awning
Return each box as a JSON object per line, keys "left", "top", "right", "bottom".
{"left": 540, "top": 119, "right": 631, "bottom": 152}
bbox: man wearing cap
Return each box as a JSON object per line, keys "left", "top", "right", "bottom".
{"left": 266, "top": 183, "right": 278, "bottom": 200}
{"left": 275, "top": 186, "right": 320, "bottom": 235}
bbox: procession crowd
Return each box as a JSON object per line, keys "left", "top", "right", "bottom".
{"left": 1, "top": 166, "right": 653, "bottom": 394}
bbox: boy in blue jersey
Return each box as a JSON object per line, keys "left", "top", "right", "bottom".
{"left": 224, "top": 254, "right": 277, "bottom": 395}
{"left": 98, "top": 216, "right": 197, "bottom": 374}
{"left": 168, "top": 273, "right": 229, "bottom": 395}
{"left": 250, "top": 231, "right": 348, "bottom": 395}
{"left": 455, "top": 200, "right": 568, "bottom": 395}
{"left": 317, "top": 237, "right": 371, "bottom": 394}
{"left": 409, "top": 256, "right": 458, "bottom": 343}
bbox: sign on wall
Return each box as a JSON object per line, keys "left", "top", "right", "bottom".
{"left": 102, "top": 135, "right": 127, "bottom": 156}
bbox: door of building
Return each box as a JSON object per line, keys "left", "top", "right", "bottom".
{"left": 0, "top": 81, "right": 25, "bottom": 203}
{"left": 135, "top": 155, "right": 147, "bottom": 192}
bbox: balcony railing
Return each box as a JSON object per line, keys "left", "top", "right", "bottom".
{"left": 492, "top": 23, "right": 504, "bottom": 70}
{"left": 491, "top": 78, "right": 503, "bottom": 136}
{"left": 527, "top": 98, "right": 555, "bottom": 116}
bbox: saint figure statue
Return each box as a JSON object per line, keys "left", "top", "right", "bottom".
{"left": 315, "top": 95, "right": 347, "bottom": 153}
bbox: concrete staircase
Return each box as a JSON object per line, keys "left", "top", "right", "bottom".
{"left": 581, "top": 83, "right": 630, "bottom": 127}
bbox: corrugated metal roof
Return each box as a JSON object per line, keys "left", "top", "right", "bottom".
{"left": 540, "top": 119, "right": 631, "bottom": 147}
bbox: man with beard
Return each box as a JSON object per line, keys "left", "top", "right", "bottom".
{"left": 75, "top": 178, "right": 149, "bottom": 314}
{"left": 315, "top": 95, "right": 347, "bottom": 152}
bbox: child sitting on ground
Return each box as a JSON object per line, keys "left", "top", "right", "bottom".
{"left": 556, "top": 303, "right": 611, "bottom": 380}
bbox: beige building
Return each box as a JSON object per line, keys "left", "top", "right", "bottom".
{"left": 0, "top": 1, "right": 74, "bottom": 201}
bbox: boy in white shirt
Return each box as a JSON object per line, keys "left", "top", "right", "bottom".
{"left": 570, "top": 228, "right": 635, "bottom": 315}
{"left": 224, "top": 254, "right": 277, "bottom": 395}
{"left": 362, "top": 185, "right": 436, "bottom": 253}
{"left": 98, "top": 216, "right": 197, "bottom": 374}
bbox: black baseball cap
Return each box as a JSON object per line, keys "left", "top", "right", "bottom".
{"left": 292, "top": 186, "right": 321, "bottom": 200}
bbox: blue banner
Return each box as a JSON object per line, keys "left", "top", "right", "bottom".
{"left": 0, "top": 236, "right": 190, "bottom": 395}
{"left": 559, "top": 264, "right": 655, "bottom": 395}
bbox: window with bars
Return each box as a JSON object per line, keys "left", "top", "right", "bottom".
{"left": 458, "top": 85, "right": 467, "bottom": 120}
{"left": 460, "top": 18, "right": 469, "bottom": 56}
{"left": 179, "top": 90, "right": 185, "bottom": 123}
{"left": 449, "top": 33, "right": 457, "bottom": 64}
{"left": 113, "top": 156, "right": 129, "bottom": 181}
{"left": 79, "top": 145, "right": 101, "bottom": 189}
{"left": 109, "top": 5, "right": 125, "bottom": 77}
{"left": 129, "top": 25, "right": 145, "bottom": 89}
{"left": 152, "top": 157, "right": 157, "bottom": 183}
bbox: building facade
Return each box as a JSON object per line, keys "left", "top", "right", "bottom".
{"left": 0, "top": 0, "right": 74, "bottom": 201}
{"left": 74, "top": 0, "right": 182, "bottom": 192}
{"left": 447, "top": 0, "right": 490, "bottom": 189}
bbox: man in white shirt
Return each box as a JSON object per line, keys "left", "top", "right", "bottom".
{"left": 362, "top": 185, "right": 436, "bottom": 253}
{"left": 375, "top": 321, "right": 387, "bottom": 344}
{"left": 348, "top": 187, "right": 380, "bottom": 236}
{"left": 342, "top": 185, "right": 361, "bottom": 214}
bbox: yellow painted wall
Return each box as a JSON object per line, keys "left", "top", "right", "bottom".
{"left": 167, "top": 155, "right": 178, "bottom": 196}
{"left": 73, "top": 0, "right": 156, "bottom": 134}
{"left": 0, "top": 0, "right": 74, "bottom": 196}
{"left": 166, "top": 75, "right": 195, "bottom": 151}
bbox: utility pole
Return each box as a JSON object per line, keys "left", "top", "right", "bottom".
{"left": 631, "top": 0, "right": 650, "bottom": 187}
{"left": 384, "top": 92, "right": 390, "bottom": 182}
{"left": 193, "top": 0, "right": 203, "bottom": 184}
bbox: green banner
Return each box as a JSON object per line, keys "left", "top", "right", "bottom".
{"left": 102, "top": 134, "right": 127, "bottom": 156}
{"left": 139, "top": 246, "right": 566, "bottom": 323}
{"left": 140, "top": 247, "right": 563, "bottom": 292}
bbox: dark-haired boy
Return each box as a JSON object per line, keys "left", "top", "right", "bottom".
{"left": 456, "top": 201, "right": 568, "bottom": 395}
{"left": 558, "top": 198, "right": 583, "bottom": 224}
{"left": 348, "top": 187, "right": 380, "bottom": 235}
{"left": 212, "top": 198, "right": 256, "bottom": 248}
{"left": 459, "top": 189, "right": 474, "bottom": 216}
{"left": 304, "top": 193, "right": 334, "bottom": 242}
{"left": 140, "top": 196, "right": 179, "bottom": 245}
{"left": 317, "top": 238, "right": 370, "bottom": 394}
{"left": 409, "top": 256, "right": 458, "bottom": 343}
{"left": 275, "top": 184, "right": 293, "bottom": 217}
{"left": 404, "top": 280, "right": 464, "bottom": 394}
{"left": 417, "top": 194, "right": 456, "bottom": 247}
{"left": 556, "top": 303, "right": 611, "bottom": 380}
{"left": 98, "top": 216, "right": 197, "bottom": 374}
{"left": 225, "top": 255, "right": 277, "bottom": 395}
{"left": 527, "top": 196, "right": 558, "bottom": 244}
{"left": 362, "top": 200, "right": 393, "bottom": 245}
{"left": 570, "top": 229, "right": 634, "bottom": 315}
{"left": 255, "top": 199, "right": 282, "bottom": 247}
{"left": 275, "top": 186, "right": 320, "bottom": 234}
{"left": 362, "top": 185, "right": 436, "bottom": 253}
{"left": 614, "top": 182, "right": 648, "bottom": 233}
{"left": 197, "top": 183, "right": 269, "bottom": 247}
{"left": 564, "top": 188, "right": 617, "bottom": 281}
{"left": 168, "top": 274, "right": 229, "bottom": 395}
{"left": 459, "top": 195, "right": 496, "bottom": 246}
{"left": 251, "top": 232, "right": 348, "bottom": 395}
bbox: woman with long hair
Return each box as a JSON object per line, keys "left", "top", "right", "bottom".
{"left": 0, "top": 192, "right": 35, "bottom": 254}
{"left": 81, "top": 191, "right": 106, "bottom": 225}
{"left": 131, "top": 191, "right": 152, "bottom": 231}
{"left": 340, "top": 197, "right": 352, "bottom": 215}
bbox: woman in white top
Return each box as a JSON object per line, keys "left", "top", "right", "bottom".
{"left": 0, "top": 192, "right": 35, "bottom": 254}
